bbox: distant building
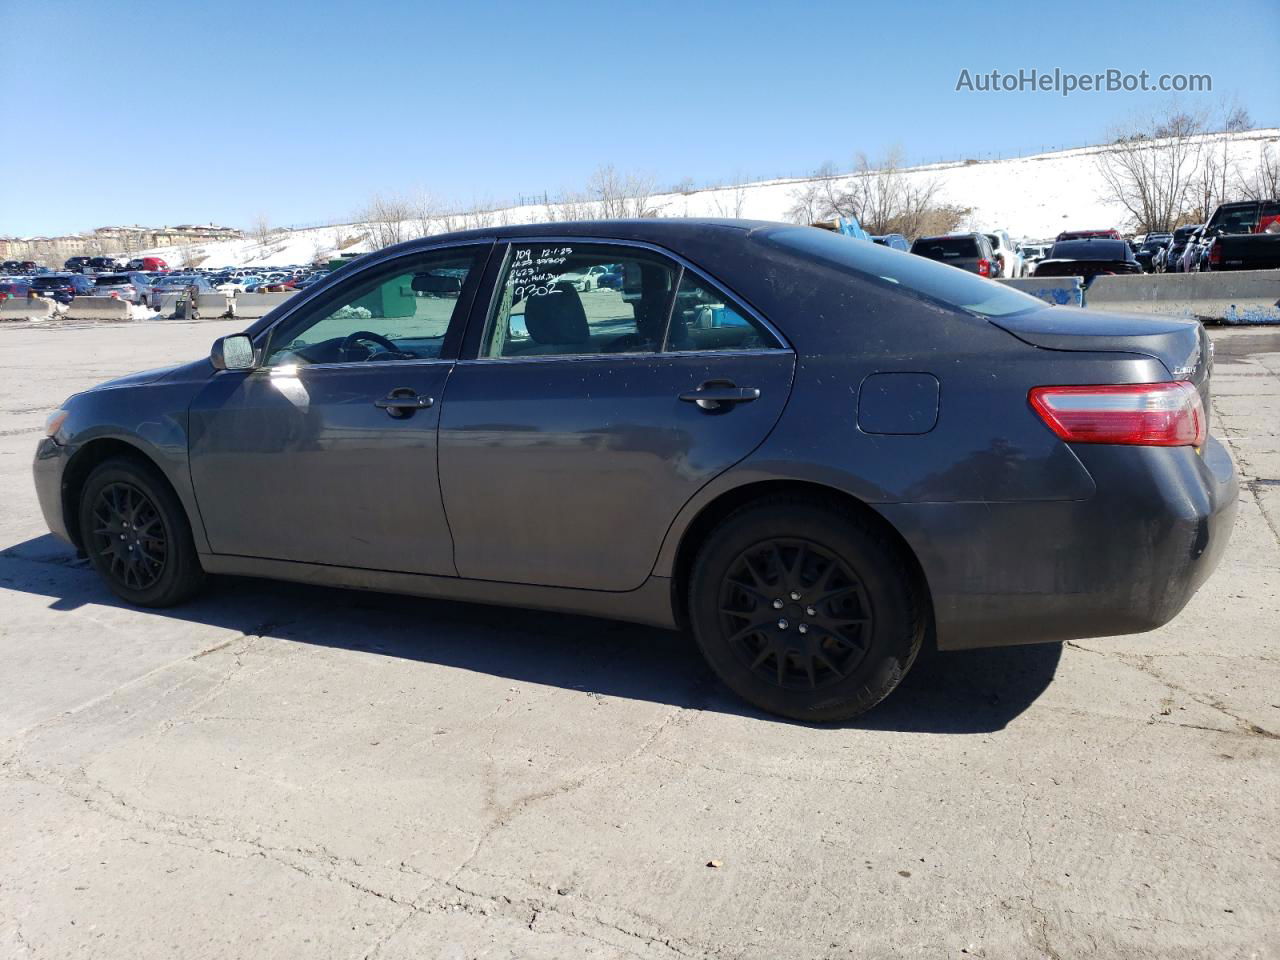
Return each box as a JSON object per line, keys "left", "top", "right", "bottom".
{"left": 0, "top": 223, "right": 244, "bottom": 262}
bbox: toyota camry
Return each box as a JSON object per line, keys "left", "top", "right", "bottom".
{"left": 34, "top": 220, "right": 1237, "bottom": 721}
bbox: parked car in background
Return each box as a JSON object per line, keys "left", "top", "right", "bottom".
{"left": 0, "top": 280, "right": 32, "bottom": 301}
{"left": 64, "top": 256, "right": 94, "bottom": 273}
{"left": 33, "top": 219, "right": 1236, "bottom": 723}
{"left": 215, "top": 276, "right": 262, "bottom": 293}
{"left": 562, "top": 264, "right": 611, "bottom": 291}
{"left": 910, "top": 233, "right": 998, "bottom": 276}
{"left": 1201, "top": 199, "right": 1280, "bottom": 271}
{"left": 1, "top": 260, "right": 24, "bottom": 273}
{"left": 983, "top": 230, "right": 1026, "bottom": 277}
{"left": 1056, "top": 228, "right": 1121, "bottom": 241}
{"left": 1019, "top": 243, "right": 1051, "bottom": 266}
{"left": 125, "top": 256, "right": 170, "bottom": 272}
{"left": 89, "top": 273, "right": 150, "bottom": 303}
{"left": 1032, "top": 238, "right": 1142, "bottom": 283}
{"left": 30, "top": 273, "right": 94, "bottom": 303}
{"left": 1159, "top": 225, "right": 1201, "bottom": 273}
{"left": 1134, "top": 234, "right": 1172, "bottom": 272}
{"left": 88, "top": 256, "right": 122, "bottom": 273}
{"left": 870, "top": 234, "right": 910, "bottom": 251}
{"left": 1179, "top": 228, "right": 1207, "bottom": 273}
{"left": 147, "top": 274, "right": 215, "bottom": 308}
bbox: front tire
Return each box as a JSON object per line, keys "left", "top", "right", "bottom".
{"left": 688, "top": 498, "right": 924, "bottom": 722}
{"left": 79, "top": 457, "right": 205, "bottom": 607}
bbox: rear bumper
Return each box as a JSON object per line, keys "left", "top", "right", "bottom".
{"left": 878, "top": 436, "right": 1238, "bottom": 651}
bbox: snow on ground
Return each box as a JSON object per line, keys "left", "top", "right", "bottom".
{"left": 139, "top": 129, "right": 1280, "bottom": 269}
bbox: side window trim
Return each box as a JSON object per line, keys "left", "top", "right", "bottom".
{"left": 251, "top": 240, "right": 495, "bottom": 363}
{"left": 459, "top": 237, "right": 792, "bottom": 361}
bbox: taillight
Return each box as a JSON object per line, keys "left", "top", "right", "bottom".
{"left": 977, "top": 258, "right": 991, "bottom": 277}
{"left": 1209, "top": 243, "right": 1222, "bottom": 266}
{"left": 1029, "top": 382, "right": 1205, "bottom": 447}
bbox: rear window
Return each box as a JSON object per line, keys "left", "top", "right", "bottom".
{"left": 911, "top": 236, "right": 979, "bottom": 259}
{"left": 774, "top": 227, "right": 1040, "bottom": 319}
{"left": 1048, "top": 240, "right": 1128, "bottom": 261}
{"left": 32, "top": 277, "right": 66, "bottom": 288}
{"left": 94, "top": 275, "right": 131, "bottom": 285}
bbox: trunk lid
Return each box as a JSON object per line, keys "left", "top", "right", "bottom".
{"left": 991, "top": 305, "right": 1211, "bottom": 408}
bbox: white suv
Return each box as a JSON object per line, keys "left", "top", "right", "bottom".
{"left": 984, "top": 230, "right": 1026, "bottom": 278}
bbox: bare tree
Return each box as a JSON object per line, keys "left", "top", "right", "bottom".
{"left": 710, "top": 182, "right": 748, "bottom": 218}
{"left": 1236, "top": 144, "right": 1280, "bottom": 201}
{"left": 250, "top": 213, "right": 274, "bottom": 247}
{"left": 1095, "top": 104, "right": 1210, "bottom": 232}
{"left": 785, "top": 151, "right": 962, "bottom": 238}
{"left": 587, "top": 165, "right": 658, "bottom": 218}
{"left": 360, "top": 193, "right": 415, "bottom": 250}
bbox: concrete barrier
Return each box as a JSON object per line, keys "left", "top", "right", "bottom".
{"left": 65, "top": 297, "right": 131, "bottom": 321}
{"left": 1085, "top": 270, "right": 1280, "bottom": 324}
{"left": 231, "top": 291, "right": 298, "bottom": 319}
{"left": 197, "top": 293, "right": 231, "bottom": 318}
{"left": 152, "top": 292, "right": 185, "bottom": 317}
{"left": 997, "top": 276, "right": 1084, "bottom": 307}
{"left": 0, "top": 298, "right": 57, "bottom": 322}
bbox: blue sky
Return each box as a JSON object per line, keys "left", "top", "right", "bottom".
{"left": 3, "top": 0, "right": 1277, "bottom": 236}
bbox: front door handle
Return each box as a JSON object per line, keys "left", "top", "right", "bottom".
{"left": 678, "top": 380, "right": 761, "bottom": 411}
{"left": 375, "top": 388, "right": 434, "bottom": 418}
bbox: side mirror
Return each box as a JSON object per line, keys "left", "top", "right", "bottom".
{"left": 210, "top": 334, "right": 257, "bottom": 371}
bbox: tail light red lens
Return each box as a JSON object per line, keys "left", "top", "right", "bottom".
{"left": 977, "top": 258, "right": 991, "bottom": 277}
{"left": 1209, "top": 243, "right": 1222, "bottom": 266}
{"left": 1029, "top": 381, "right": 1206, "bottom": 447}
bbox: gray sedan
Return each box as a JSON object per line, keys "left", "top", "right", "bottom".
{"left": 32, "top": 220, "right": 1237, "bottom": 721}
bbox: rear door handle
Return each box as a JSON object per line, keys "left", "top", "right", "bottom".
{"left": 678, "top": 380, "right": 761, "bottom": 411}
{"left": 375, "top": 388, "right": 434, "bottom": 417}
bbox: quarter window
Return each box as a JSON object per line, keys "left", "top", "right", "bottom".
{"left": 263, "top": 250, "right": 480, "bottom": 366}
{"left": 664, "top": 272, "right": 782, "bottom": 352}
{"left": 482, "top": 244, "right": 677, "bottom": 358}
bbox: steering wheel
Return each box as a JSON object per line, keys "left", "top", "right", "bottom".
{"left": 340, "top": 330, "right": 408, "bottom": 362}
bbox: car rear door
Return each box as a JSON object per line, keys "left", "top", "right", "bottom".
{"left": 436, "top": 240, "right": 795, "bottom": 592}
{"left": 187, "top": 242, "right": 493, "bottom": 575}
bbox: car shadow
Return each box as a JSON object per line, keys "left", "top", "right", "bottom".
{"left": 2, "top": 534, "right": 1061, "bottom": 734}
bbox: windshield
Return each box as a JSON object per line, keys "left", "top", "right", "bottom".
{"left": 774, "top": 227, "right": 1040, "bottom": 318}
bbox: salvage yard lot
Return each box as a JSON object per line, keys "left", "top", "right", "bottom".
{"left": 1, "top": 320, "right": 1277, "bottom": 959}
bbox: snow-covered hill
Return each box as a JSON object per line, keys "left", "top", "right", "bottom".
{"left": 140, "top": 129, "right": 1280, "bottom": 269}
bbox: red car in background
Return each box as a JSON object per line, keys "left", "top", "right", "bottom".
{"left": 126, "top": 256, "right": 169, "bottom": 272}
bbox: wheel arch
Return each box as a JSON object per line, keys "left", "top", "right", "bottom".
{"left": 667, "top": 479, "right": 934, "bottom": 634}
{"left": 61, "top": 437, "right": 188, "bottom": 551}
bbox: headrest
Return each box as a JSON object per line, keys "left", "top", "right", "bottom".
{"left": 523, "top": 282, "right": 588, "bottom": 344}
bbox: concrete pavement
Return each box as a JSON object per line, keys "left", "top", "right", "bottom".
{"left": 1, "top": 319, "right": 1277, "bottom": 959}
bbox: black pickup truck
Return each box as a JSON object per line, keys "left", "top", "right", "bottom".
{"left": 1203, "top": 199, "right": 1280, "bottom": 271}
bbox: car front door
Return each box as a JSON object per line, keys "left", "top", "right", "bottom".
{"left": 437, "top": 240, "right": 796, "bottom": 592}
{"left": 187, "top": 242, "right": 492, "bottom": 575}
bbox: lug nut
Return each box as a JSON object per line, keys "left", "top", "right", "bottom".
{"left": 772, "top": 598, "right": 784, "bottom": 609}
{"left": 777, "top": 618, "right": 790, "bottom": 630}
{"left": 798, "top": 623, "right": 809, "bottom": 634}
{"left": 789, "top": 591, "right": 801, "bottom": 601}
{"left": 806, "top": 606, "right": 816, "bottom": 616}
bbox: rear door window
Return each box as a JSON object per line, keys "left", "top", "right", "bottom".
{"left": 482, "top": 244, "right": 677, "bottom": 358}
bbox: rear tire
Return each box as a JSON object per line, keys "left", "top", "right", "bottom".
{"left": 78, "top": 456, "right": 205, "bottom": 607}
{"left": 688, "top": 498, "right": 924, "bottom": 722}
